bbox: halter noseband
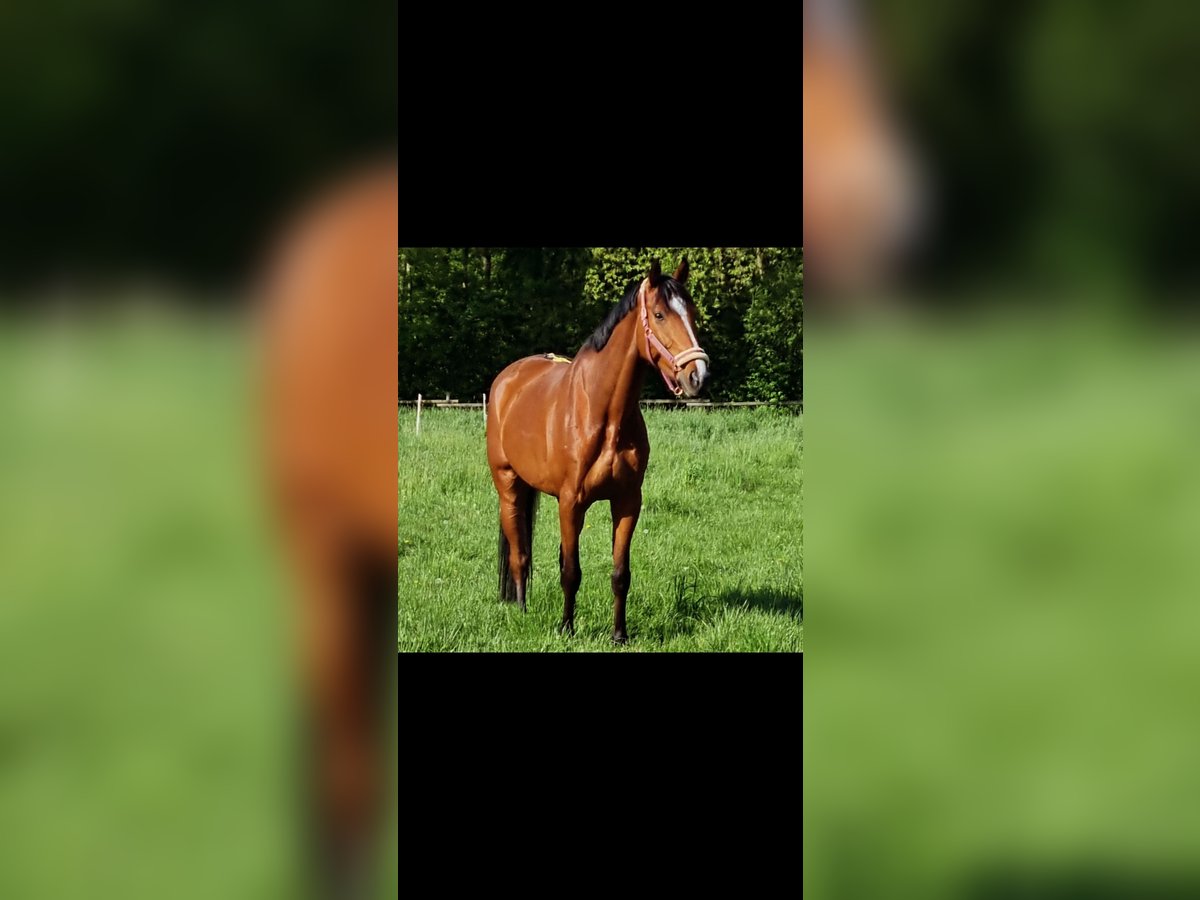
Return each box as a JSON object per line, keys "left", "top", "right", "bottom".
{"left": 638, "top": 281, "right": 710, "bottom": 397}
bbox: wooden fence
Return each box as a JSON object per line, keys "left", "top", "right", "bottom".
{"left": 399, "top": 397, "right": 801, "bottom": 410}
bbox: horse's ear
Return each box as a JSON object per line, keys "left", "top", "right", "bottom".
{"left": 673, "top": 257, "right": 690, "bottom": 283}
{"left": 647, "top": 258, "right": 662, "bottom": 284}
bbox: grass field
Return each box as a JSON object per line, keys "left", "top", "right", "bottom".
{"left": 398, "top": 406, "right": 804, "bottom": 652}
{"left": 809, "top": 314, "right": 1200, "bottom": 897}
{"left": 0, "top": 313, "right": 310, "bottom": 897}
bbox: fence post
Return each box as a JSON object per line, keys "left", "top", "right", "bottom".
{"left": 482, "top": 393, "right": 487, "bottom": 426}
{"left": 416, "top": 393, "right": 422, "bottom": 436}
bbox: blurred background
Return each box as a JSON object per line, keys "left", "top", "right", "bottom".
{"left": 0, "top": 1, "right": 396, "bottom": 897}
{"left": 807, "top": 0, "right": 1200, "bottom": 897}
{"left": 0, "top": 0, "right": 396, "bottom": 294}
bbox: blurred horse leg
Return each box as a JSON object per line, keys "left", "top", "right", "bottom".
{"left": 284, "top": 509, "right": 390, "bottom": 898}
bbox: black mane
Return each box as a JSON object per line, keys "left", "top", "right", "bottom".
{"left": 584, "top": 276, "right": 687, "bottom": 352}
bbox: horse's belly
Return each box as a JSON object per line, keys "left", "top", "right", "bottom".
{"left": 512, "top": 459, "right": 560, "bottom": 497}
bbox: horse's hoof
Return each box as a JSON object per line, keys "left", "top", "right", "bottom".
{"left": 611, "top": 630, "right": 629, "bottom": 645}
{"left": 557, "top": 620, "right": 575, "bottom": 636}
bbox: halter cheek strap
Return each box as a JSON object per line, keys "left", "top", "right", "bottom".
{"left": 638, "top": 283, "right": 710, "bottom": 397}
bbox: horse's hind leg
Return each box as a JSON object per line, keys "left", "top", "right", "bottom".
{"left": 284, "top": 513, "right": 384, "bottom": 895}
{"left": 496, "top": 470, "right": 534, "bottom": 610}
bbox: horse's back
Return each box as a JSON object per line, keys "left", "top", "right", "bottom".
{"left": 489, "top": 355, "right": 571, "bottom": 414}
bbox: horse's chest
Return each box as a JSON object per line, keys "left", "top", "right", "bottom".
{"left": 584, "top": 440, "right": 645, "bottom": 496}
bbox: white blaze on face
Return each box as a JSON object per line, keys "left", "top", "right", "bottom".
{"left": 668, "top": 290, "right": 707, "bottom": 383}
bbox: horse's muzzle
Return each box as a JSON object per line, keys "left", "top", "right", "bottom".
{"left": 676, "top": 351, "right": 709, "bottom": 398}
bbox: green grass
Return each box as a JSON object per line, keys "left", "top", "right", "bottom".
{"left": 0, "top": 313, "right": 302, "bottom": 898}
{"left": 398, "top": 406, "right": 803, "bottom": 651}
{"left": 807, "top": 314, "right": 1200, "bottom": 898}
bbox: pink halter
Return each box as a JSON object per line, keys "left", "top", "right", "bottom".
{"left": 638, "top": 281, "right": 710, "bottom": 397}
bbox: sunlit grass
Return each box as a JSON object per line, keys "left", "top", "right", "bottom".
{"left": 398, "top": 407, "right": 803, "bottom": 652}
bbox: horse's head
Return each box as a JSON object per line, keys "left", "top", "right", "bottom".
{"left": 639, "top": 257, "right": 709, "bottom": 398}
{"left": 803, "top": 0, "right": 924, "bottom": 293}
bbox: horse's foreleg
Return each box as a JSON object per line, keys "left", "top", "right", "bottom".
{"left": 557, "top": 498, "right": 584, "bottom": 635}
{"left": 610, "top": 492, "right": 641, "bottom": 644}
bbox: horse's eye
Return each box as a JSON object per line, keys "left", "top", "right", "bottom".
{"left": 654, "top": 312, "right": 664, "bottom": 320}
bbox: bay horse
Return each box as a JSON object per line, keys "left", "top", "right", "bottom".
{"left": 258, "top": 159, "right": 396, "bottom": 897}
{"left": 486, "top": 258, "right": 709, "bottom": 643}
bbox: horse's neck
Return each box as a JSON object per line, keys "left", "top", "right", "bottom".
{"left": 577, "top": 314, "right": 646, "bottom": 425}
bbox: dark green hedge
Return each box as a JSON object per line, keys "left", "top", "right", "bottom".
{"left": 398, "top": 248, "right": 803, "bottom": 402}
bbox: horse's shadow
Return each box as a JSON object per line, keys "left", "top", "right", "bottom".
{"left": 630, "top": 577, "right": 803, "bottom": 644}
{"left": 713, "top": 586, "right": 803, "bottom": 620}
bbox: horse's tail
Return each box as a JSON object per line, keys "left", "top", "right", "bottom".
{"left": 498, "top": 489, "right": 538, "bottom": 603}
{"left": 498, "top": 522, "right": 516, "bottom": 603}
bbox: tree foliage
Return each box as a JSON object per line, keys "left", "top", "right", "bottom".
{"left": 398, "top": 247, "right": 803, "bottom": 402}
